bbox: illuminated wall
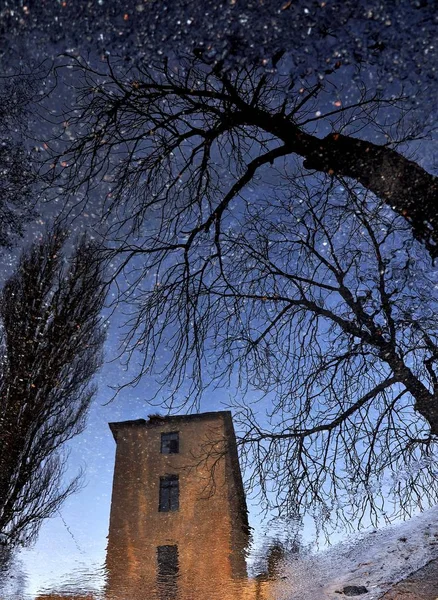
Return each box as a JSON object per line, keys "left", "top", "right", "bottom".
{"left": 105, "top": 411, "right": 251, "bottom": 600}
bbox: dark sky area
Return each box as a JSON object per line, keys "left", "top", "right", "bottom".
{"left": 0, "top": 1, "right": 438, "bottom": 598}
{"left": 1, "top": 0, "right": 437, "bottom": 74}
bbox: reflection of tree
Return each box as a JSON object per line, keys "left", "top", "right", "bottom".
{"left": 0, "top": 550, "right": 27, "bottom": 600}
{"left": 254, "top": 527, "right": 306, "bottom": 586}
{"left": 61, "top": 56, "right": 437, "bottom": 257}
{"left": 0, "top": 69, "right": 46, "bottom": 247}
{"left": 213, "top": 183, "right": 438, "bottom": 526}
{"left": 57, "top": 56, "right": 438, "bottom": 524}
{"left": 0, "top": 227, "right": 107, "bottom": 548}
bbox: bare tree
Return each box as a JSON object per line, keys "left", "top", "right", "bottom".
{"left": 52, "top": 55, "right": 438, "bottom": 525}
{"left": 228, "top": 182, "right": 438, "bottom": 527}
{"left": 0, "top": 226, "right": 107, "bottom": 548}
{"left": 58, "top": 56, "right": 437, "bottom": 257}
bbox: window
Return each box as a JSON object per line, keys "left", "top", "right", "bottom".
{"left": 161, "top": 431, "right": 179, "bottom": 454}
{"left": 157, "top": 545, "right": 178, "bottom": 600}
{"left": 159, "top": 475, "right": 179, "bottom": 512}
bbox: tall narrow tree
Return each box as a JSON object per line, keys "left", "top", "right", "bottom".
{"left": 0, "top": 68, "right": 47, "bottom": 248}
{"left": 0, "top": 227, "right": 107, "bottom": 548}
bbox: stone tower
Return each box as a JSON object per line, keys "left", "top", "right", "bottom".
{"left": 105, "top": 411, "right": 250, "bottom": 600}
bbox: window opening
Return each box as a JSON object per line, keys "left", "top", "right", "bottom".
{"left": 157, "top": 544, "right": 179, "bottom": 600}
{"left": 161, "top": 431, "right": 179, "bottom": 454}
{"left": 159, "top": 475, "right": 179, "bottom": 512}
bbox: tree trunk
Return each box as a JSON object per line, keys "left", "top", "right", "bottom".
{"left": 245, "top": 109, "right": 438, "bottom": 259}
{"left": 302, "top": 132, "right": 438, "bottom": 259}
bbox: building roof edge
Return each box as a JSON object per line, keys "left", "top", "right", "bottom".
{"left": 108, "top": 411, "right": 233, "bottom": 441}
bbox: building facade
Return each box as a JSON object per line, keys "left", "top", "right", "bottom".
{"left": 105, "top": 411, "right": 251, "bottom": 600}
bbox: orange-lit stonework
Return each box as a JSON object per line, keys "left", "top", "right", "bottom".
{"left": 105, "top": 411, "right": 252, "bottom": 600}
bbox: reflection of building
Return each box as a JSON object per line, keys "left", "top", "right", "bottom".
{"left": 35, "top": 596, "right": 96, "bottom": 600}
{"left": 35, "top": 408, "right": 438, "bottom": 600}
{"left": 105, "top": 411, "right": 252, "bottom": 600}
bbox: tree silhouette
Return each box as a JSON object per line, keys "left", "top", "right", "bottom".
{"left": 0, "top": 69, "right": 47, "bottom": 248}
{"left": 53, "top": 55, "right": 438, "bottom": 525}
{"left": 0, "top": 227, "right": 107, "bottom": 548}
{"left": 60, "top": 55, "right": 437, "bottom": 258}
